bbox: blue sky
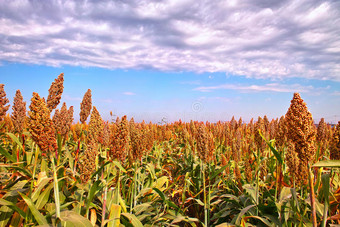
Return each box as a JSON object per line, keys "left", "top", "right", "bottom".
{"left": 0, "top": 0, "right": 340, "bottom": 123}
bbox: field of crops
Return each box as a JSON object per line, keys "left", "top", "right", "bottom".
{"left": 0, "top": 73, "right": 339, "bottom": 227}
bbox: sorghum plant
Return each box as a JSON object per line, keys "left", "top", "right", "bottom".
{"left": 0, "top": 84, "right": 10, "bottom": 121}
{"left": 80, "top": 89, "right": 92, "bottom": 124}
{"left": 47, "top": 73, "right": 64, "bottom": 111}
{"left": 285, "top": 93, "right": 316, "bottom": 184}
{"left": 11, "top": 90, "right": 26, "bottom": 133}
{"left": 27, "top": 92, "right": 57, "bottom": 155}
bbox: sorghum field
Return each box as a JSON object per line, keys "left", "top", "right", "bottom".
{"left": 0, "top": 73, "right": 339, "bottom": 227}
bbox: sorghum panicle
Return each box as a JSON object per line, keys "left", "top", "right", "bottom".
{"left": 109, "top": 115, "right": 129, "bottom": 162}
{"left": 52, "top": 102, "right": 73, "bottom": 140}
{"left": 330, "top": 121, "right": 340, "bottom": 160}
{"left": 275, "top": 116, "right": 287, "bottom": 148}
{"left": 80, "top": 89, "right": 92, "bottom": 124}
{"left": 11, "top": 90, "right": 26, "bottom": 133}
{"left": 78, "top": 141, "right": 97, "bottom": 183}
{"left": 88, "top": 106, "right": 104, "bottom": 144}
{"left": 47, "top": 73, "right": 64, "bottom": 111}
{"left": 0, "top": 84, "right": 10, "bottom": 121}
{"left": 28, "top": 92, "right": 57, "bottom": 154}
{"left": 196, "top": 124, "right": 214, "bottom": 163}
{"left": 285, "top": 93, "right": 316, "bottom": 183}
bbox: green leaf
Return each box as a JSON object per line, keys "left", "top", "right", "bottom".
{"left": 47, "top": 202, "right": 75, "bottom": 217}
{"left": 85, "top": 180, "right": 101, "bottom": 217}
{"left": 19, "top": 192, "right": 48, "bottom": 225}
{"left": 119, "top": 192, "right": 127, "bottom": 213}
{"left": 32, "top": 177, "right": 52, "bottom": 202}
{"left": 0, "top": 205, "right": 14, "bottom": 227}
{"left": 152, "top": 176, "right": 168, "bottom": 190}
{"left": 60, "top": 210, "right": 93, "bottom": 227}
{"left": 235, "top": 204, "right": 256, "bottom": 225}
{"left": 51, "top": 157, "right": 60, "bottom": 219}
{"left": 0, "top": 143, "right": 16, "bottom": 163}
{"left": 279, "top": 187, "right": 292, "bottom": 202}
{"left": 259, "top": 132, "right": 283, "bottom": 164}
{"left": 312, "top": 160, "right": 340, "bottom": 168}
{"left": 210, "top": 165, "right": 228, "bottom": 180}
{"left": 0, "top": 198, "right": 26, "bottom": 219}
{"left": 90, "top": 161, "right": 111, "bottom": 179}
{"left": 107, "top": 204, "right": 121, "bottom": 227}
{"left": 321, "top": 173, "right": 330, "bottom": 227}
{"left": 2, "top": 180, "right": 28, "bottom": 199}
{"left": 152, "top": 187, "right": 166, "bottom": 201}
{"left": 244, "top": 215, "right": 272, "bottom": 226}
{"left": 4, "top": 166, "right": 32, "bottom": 178}
{"left": 111, "top": 160, "right": 127, "bottom": 173}
{"left": 132, "top": 203, "right": 152, "bottom": 215}
{"left": 121, "top": 213, "right": 144, "bottom": 227}
{"left": 243, "top": 184, "right": 257, "bottom": 204}
{"left": 36, "top": 183, "right": 54, "bottom": 210}
{"left": 6, "top": 132, "right": 24, "bottom": 151}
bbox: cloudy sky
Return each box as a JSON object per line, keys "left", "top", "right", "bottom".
{"left": 0, "top": 0, "right": 339, "bottom": 123}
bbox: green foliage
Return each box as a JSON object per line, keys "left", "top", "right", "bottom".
{"left": 0, "top": 126, "right": 338, "bottom": 227}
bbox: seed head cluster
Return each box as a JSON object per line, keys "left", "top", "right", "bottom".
{"left": 110, "top": 115, "right": 130, "bottom": 162}
{"left": 11, "top": 90, "right": 26, "bottom": 133}
{"left": 88, "top": 106, "right": 104, "bottom": 144}
{"left": 0, "top": 84, "right": 10, "bottom": 121}
{"left": 47, "top": 73, "right": 64, "bottom": 111}
{"left": 330, "top": 121, "right": 340, "bottom": 160}
{"left": 196, "top": 124, "right": 215, "bottom": 163}
{"left": 78, "top": 141, "right": 97, "bottom": 183}
{"left": 27, "top": 92, "right": 57, "bottom": 154}
{"left": 80, "top": 89, "right": 92, "bottom": 124}
{"left": 285, "top": 93, "right": 316, "bottom": 184}
{"left": 52, "top": 102, "right": 74, "bottom": 140}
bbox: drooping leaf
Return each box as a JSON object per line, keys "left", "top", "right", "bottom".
{"left": 0, "top": 143, "right": 16, "bottom": 162}
{"left": 312, "top": 160, "right": 340, "bottom": 168}
{"left": 121, "top": 213, "right": 144, "bottom": 227}
{"left": 19, "top": 192, "right": 48, "bottom": 225}
{"left": 259, "top": 132, "right": 283, "bottom": 164}
{"left": 6, "top": 132, "right": 24, "bottom": 151}
{"left": 107, "top": 204, "right": 121, "bottom": 227}
{"left": 235, "top": 204, "right": 256, "bottom": 226}
{"left": 321, "top": 173, "right": 330, "bottom": 227}
{"left": 60, "top": 210, "right": 93, "bottom": 227}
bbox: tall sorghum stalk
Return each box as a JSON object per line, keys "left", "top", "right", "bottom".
{"left": 0, "top": 84, "right": 10, "bottom": 121}
{"left": 11, "top": 89, "right": 26, "bottom": 134}
{"left": 128, "top": 118, "right": 145, "bottom": 211}
{"left": 285, "top": 93, "right": 316, "bottom": 185}
{"left": 80, "top": 89, "right": 92, "bottom": 124}
{"left": 78, "top": 141, "right": 97, "bottom": 183}
{"left": 88, "top": 106, "right": 104, "bottom": 144}
{"left": 330, "top": 121, "right": 340, "bottom": 160}
{"left": 53, "top": 102, "right": 74, "bottom": 142}
{"left": 47, "top": 73, "right": 64, "bottom": 111}
{"left": 27, "top": 92, "right": 57, "bottom": 157}
{"left": 196, "top": 124, "right": 214, "bottom": 226}
{"left": 317, "top": 118, "right": 328, "bottom": 158}
{"left": 109, "top": 115, "right": 129, "bottom": 162}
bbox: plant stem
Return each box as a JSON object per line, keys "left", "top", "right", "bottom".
{"left": 256, "top": 148, "right": 260, "bottom": 216}
{"left": 101, "top": 185, "right": 107, "bottom": 227}
{"left": 203, "top": 162, "right": 207, "bottom": 227}
{"left": 308, "top": 164, "right": 317, "bottom": 227}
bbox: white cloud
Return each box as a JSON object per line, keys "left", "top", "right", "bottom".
{"left": 332, "top": 91, "right": 340, "bottom": 96}
{"left": 194, "top": 83, "right": 319, "bottom": 93}
{"left": 123, "top": 92, "right": 136, "bottom": 96}
{"left": 0, "top": 0, "right": 339, "bottom": 80}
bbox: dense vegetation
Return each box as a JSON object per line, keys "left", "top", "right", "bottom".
{"left": 0, "top": 74, "right": 339, "bottom": 227}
